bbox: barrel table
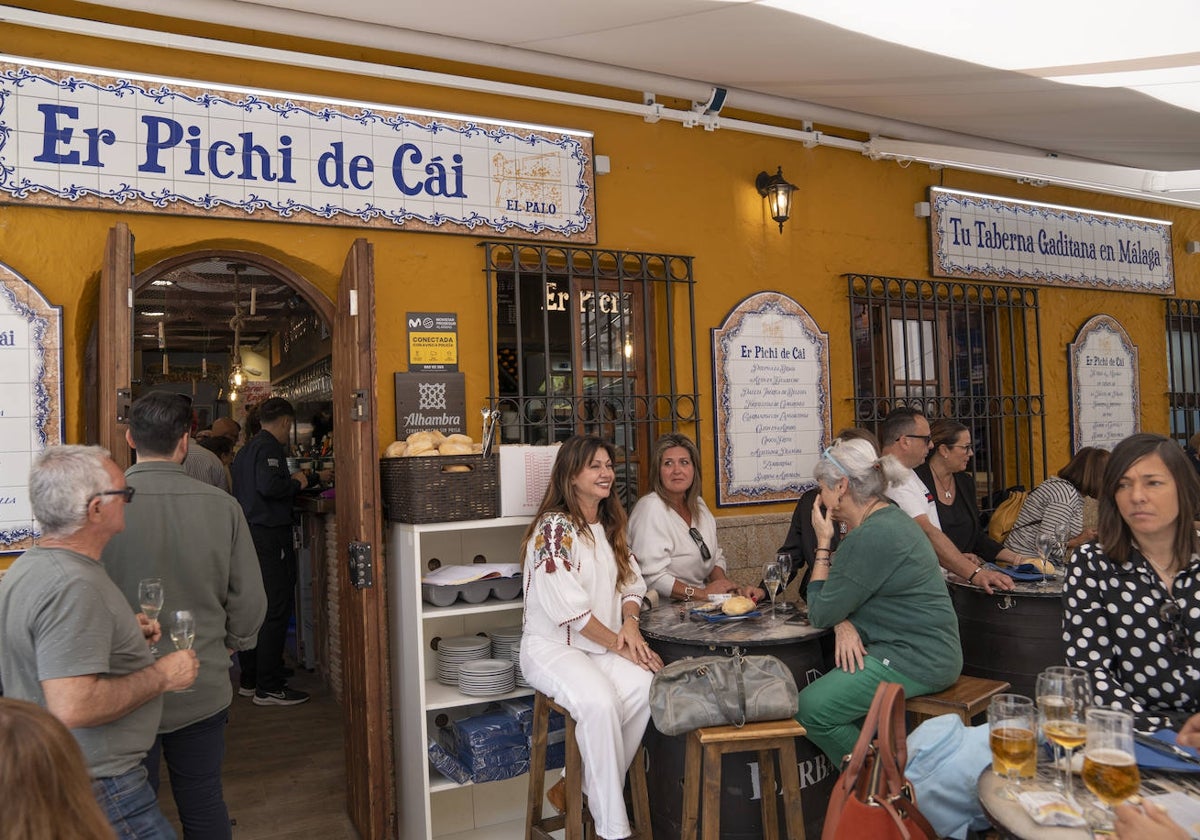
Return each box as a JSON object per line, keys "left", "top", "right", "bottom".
{"left": 640, "top": 603, "right": 834, "bottom": 840}
{"left": 948, "top": 576, "right": 1066, "bottom": 702}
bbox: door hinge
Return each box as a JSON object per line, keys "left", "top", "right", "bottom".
{"left": 349, "top": 541, "right": 373, "bottom": 589}
{"left": 351, "top": 389, "right": 370, "bottom": 421}
{"left": 116, "top": 388, "right": 132, "bottom": 423}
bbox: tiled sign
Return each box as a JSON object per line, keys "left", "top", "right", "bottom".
{"left": 0, "top": 57, "right": 596, "bottom": 242}
{"left": 1069, "top": 315, "right": 1139, "bottom": 452}
{"left": 929, "top": 187, "right": 1173, "bottom": 294}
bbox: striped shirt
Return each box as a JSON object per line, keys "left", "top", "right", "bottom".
{"left": 1003, "top": 476, "right": 1083, "bottom": 557}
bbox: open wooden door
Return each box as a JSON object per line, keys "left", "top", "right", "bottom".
{"left": 333, "top": 238, "right": 394, "bottom": 837}
{"left": 99, "top": 222, "right": 134, "bottom": 467}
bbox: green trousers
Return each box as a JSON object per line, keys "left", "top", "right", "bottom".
{"left": 795, "top": 655, "right": 937, "bottom": 764}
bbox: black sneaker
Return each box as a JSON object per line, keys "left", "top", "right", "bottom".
{"left": 252, "top": 687, "right": 310, "bottom": 707}
{"left": 237, "top": 684, "right": 255, "bottom": 698}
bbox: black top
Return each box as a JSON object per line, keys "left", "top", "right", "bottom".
{"left": 231, "top": 429, "right": 301, "bottom": 528}
{"left": 776, "top": 487, "right": 842, "bottom": 597}
{"left": 915, "top": 464, "right": 1003, "bottom": 563}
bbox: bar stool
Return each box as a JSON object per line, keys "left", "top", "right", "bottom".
{"left": 906, "top": 674, "right": 1011, "bottom": 726}
{"left": 525, "top": 691, "right": 652, "bottom": 840}
{"left": 680, "top": 718, "right": 806, "bottom": 840}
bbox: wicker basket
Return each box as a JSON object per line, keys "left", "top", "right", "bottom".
{"left": 380, "top": 453, "right": 499, "bottom": 524}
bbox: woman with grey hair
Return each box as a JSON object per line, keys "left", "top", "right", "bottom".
{"left": 795, "top": 436, "right": 962, "bottom": 763}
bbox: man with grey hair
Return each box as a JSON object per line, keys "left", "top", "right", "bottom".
{"left": 0, "top": 444, "right": 198, "bottom": 840}
{"left": 103, "top": 391, "right": 266, "bottom": 839}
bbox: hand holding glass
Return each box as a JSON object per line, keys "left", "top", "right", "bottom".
{"left": 169, "top": 610, "right": 196, "bottom": 693}
{"left": 989, "top": 693, "right": 1037, "bottom": 799}
{"left": 138, "top": 578, "right": 164, "bottom": 654}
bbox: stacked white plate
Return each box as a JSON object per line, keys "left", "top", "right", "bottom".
{"left": 458, "top": 658, "right": 516, "bottom": 696}
{"left": 436, "top": 635, "right": 492, "bottom": 686}
{"left": 490, "top": 626, "right": 523, "bottom": 662}
{"left": 509, "top": 645, "right": 530, "bottom": 688}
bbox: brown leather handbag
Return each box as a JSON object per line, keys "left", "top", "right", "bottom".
{"left": 821, "top": 682, "right": 938, "bottom": 840}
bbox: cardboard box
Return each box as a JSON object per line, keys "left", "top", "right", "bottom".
{"left": 499, "top": 444, "right": 561, "bottom": 518}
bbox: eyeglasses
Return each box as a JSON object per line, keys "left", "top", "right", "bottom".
{"left": 947, "top": 443, "right": 975, "bottom": 452}
{"left": 88, "top": 487, "right": 136, "bottom": 505}
{"left": 904, "top": 434, "right": 932, "bottom": 444}
{"left": 1160, "top": 599, "right": 1189, "bottom": 656}
{"left": 687, "top": 527, "right": 712, "bottom": 561}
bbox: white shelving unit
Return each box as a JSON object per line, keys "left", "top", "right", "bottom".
{"left": 390, "top": 516, "right": 558, "bottom": 840}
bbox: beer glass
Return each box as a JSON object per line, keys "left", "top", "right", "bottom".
{"left": 1036, "top": 666, "right": 1092, "bottom": 804}
{"left": 1082, "top": 707, "right": 1140, "bottom": 824}
{"left": 988, "top": 694, "right": 1037, "bottom": 799}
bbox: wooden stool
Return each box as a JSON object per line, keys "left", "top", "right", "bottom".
{"left": 525, "top": 691, "right": 652, "bottom": 840}
{"left": 680, "top": 718, "right": 806, "bottom": 840}
{"left": 906, "top": 674, "right": 1011, "bottom": 725}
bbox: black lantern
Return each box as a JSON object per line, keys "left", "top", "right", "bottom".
{"left": 756, "top": 166, "right": 797, "bottom": 233}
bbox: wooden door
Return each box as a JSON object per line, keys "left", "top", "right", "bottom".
{"left": 99, "top": 222, "right": 134, "bottom": 468}
{"left": 332, "top": 239, "right": 394, "bottom": 837}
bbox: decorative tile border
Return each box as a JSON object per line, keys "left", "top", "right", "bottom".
{"left": 929, "top": 187, "right": 1173, "bottom": 294}
{"left": 0, "top": 57, "right": 596, "bottom": 242}
{"left": 0, "top": 261, "right": 63, "bottom": 552}
{"left": 711, "top": 292, "right": 831, "bottom": 507}
{"left": 1068, "top": 314, "right": 1139, "bottom": 452}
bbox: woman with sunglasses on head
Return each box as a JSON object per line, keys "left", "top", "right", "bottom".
{"left": 1064, "top": 433, "right": 1200, "bottom": 729}
{"left": 630, "top": 433, "right": 761, "bottom": 602}
{"left": 916, "top": 419, "right": 1027, "bottom": 568}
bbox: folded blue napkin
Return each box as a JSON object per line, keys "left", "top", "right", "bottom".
{"left": 985, "top": 561, "right": 1056, "bottom": 582}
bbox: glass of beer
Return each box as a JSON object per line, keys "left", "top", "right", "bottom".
{"left": 1036, "top": 666, "right": 1092, "bottom": 804}
{"left": 1082, "top": 708, "right": 1140, "bottom": 827}
{"left": 989, "top": 693, "right": 1037, "bottom": 799}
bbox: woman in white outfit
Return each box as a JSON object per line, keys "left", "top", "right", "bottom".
{"left": 519, "top": 434, "right": 664, "bottom": 840}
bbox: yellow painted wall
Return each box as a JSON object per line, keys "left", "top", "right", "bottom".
{"left": 3, "top": 14, "right": 1199, "bottom": 525}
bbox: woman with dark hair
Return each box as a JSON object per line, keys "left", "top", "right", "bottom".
{"left": 518, "top": 435, "right": 663, "bottom": 840}
{"left": 1064, "top": 433, "right": 1200, "bottom": 728}
{"left": 1003, "top": 446, "right": 1109, "bottom": 558}
{"left": 796, "top": 436, "right": 961, "bottom": 763}
{"left": 629, "top": 433, "right": 756, "bottom": 601}
{"left": 0, "top": 697, "right": 116, "bottom": 840}
{"left": 917, "top": 419, "right": 1025, "bottom": 566}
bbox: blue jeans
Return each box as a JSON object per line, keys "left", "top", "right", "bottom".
{"left": 92, "top": 765, "right": 177, "bottom": 840}
{"left": 145, "top": 708, "right": 232, "bottom": 840}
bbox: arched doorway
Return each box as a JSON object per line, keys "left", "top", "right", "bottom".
{"left": 95, "top": 225, "right": 392, "bottom": 838}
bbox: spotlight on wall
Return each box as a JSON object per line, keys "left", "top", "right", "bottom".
{"left": 756, "top": 166, "right": 797, "bottom": 234}
{"left": 1187, "top": 241, "right": 1200, "bottom": 255}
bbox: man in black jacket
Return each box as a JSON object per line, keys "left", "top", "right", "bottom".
{"left": 231, "top": 397, "right": 328, "bottom": 706}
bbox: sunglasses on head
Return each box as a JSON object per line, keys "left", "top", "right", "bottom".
{"left": 688, "top": 527, "right": 711, "bottom": 561}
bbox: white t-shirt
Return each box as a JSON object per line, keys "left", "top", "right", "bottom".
{"left": 888, "top": 468, "right": 941, "bottom": 529}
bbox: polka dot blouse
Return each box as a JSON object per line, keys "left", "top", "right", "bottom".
{"left": 1064, "top": 541, "right": 1200, "bottom": 728}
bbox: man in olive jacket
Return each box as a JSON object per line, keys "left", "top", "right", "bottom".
{"left": 102, "top": 391, "right": 267, "bottom": 840}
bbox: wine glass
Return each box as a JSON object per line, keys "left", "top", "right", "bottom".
{"left": 1036, "top": 666, "right": 1092, "bottom": 805}
{"left": 1035, "top": 532, "right": 1058, "bottom": 588}
{"left": 773, "top": 553, "right": 795, "bottom": 614}
{"left": 1081, "top": 707, "right": 1140, "bottom": 831}
{"left": 169, "top": 610, "right": 197, "bottom": 694}
{"left": 988, "top": 693, "right": 1037, "bottom": 800}
{"left": 138, "top": 578, "right": 164, "bottom": 655}
{"left": 762, "top": 561, "right": 783, "bottom": 620}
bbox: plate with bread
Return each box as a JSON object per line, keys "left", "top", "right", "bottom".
{"left": 690, "top": 594, "right": 762, "bottom": 622}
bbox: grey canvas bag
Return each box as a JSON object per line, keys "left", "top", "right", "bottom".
{"left": 649, "top": 653, "right": 799, "bottom": 737}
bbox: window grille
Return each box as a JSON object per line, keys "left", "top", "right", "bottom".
{"left": 847, "top": 274, "right": 1047, "bottom": 513}
{"left": 1166, "top": 298, "right": 1200, "bottom": 446}
{"left": 485, "top": 242, "right": 701, "bottom": 508}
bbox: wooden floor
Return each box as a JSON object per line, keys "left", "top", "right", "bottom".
{"left": 158, "top": 668, "right": 359, "bottom": 840}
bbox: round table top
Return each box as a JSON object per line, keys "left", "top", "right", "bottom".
{"left": 977, "top": 769, "right": 1091, "bottom": 839}
{"left": 947, "top": 572, "right": 1065, "bottom": 599}
{"left": 640, "top": 602, "right": 830, "bottom": 648}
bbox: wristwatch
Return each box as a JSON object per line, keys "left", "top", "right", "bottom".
{"left": 683, "top": 584, "right": 696, "bottom": 600}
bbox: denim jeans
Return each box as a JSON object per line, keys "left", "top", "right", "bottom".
{"left": 145, "top": 708, "right": 232, "bottom": 840}
{"left": 92, "top": 765, "right": 177, "bottom": 840}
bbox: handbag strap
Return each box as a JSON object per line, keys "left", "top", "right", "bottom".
{"left": 701, "top": 654, "right": 748, "bottom": 727}
{"left": 836, "top": 681, "right": 893, "bottom": 781}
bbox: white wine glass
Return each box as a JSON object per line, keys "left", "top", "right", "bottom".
{"left": 989, "top": 693, "right": 1037, "bottom": 800}
{"left": 1035, "top": 532, "right": 1058, "bottom": 589}
{"left": 774, "top": 553, "right": 795, "bottom": 614}
{"left": 138, "top": 578, "right": 164, "bottom": 655}
{"left": 762, "top": 561, "right": 783, "bottom": 620}
{"left": 169, "top": 610, "right": 197, "bottom": 693}
{"left": 1082, "top": 708, "right": 1140, "bottom": 831}
{"left": 1036, "top": 666, "right": 1092, "bottom": 805}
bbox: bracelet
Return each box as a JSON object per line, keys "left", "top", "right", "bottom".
{"left": 814, "top": 558, "right": 832, "bottom": 567}
{"left": 625, "top": 613, "right": 640, "bottom": 623}
{"left": 967, "top": 566, "right": 981, "bottom": 584}
{"left": 814, "top": 547, "right": 832, "bottom": 556}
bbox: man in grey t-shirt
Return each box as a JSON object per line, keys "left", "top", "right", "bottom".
{"left": 0, "top": 445, "right": 198, "bottom": 840}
